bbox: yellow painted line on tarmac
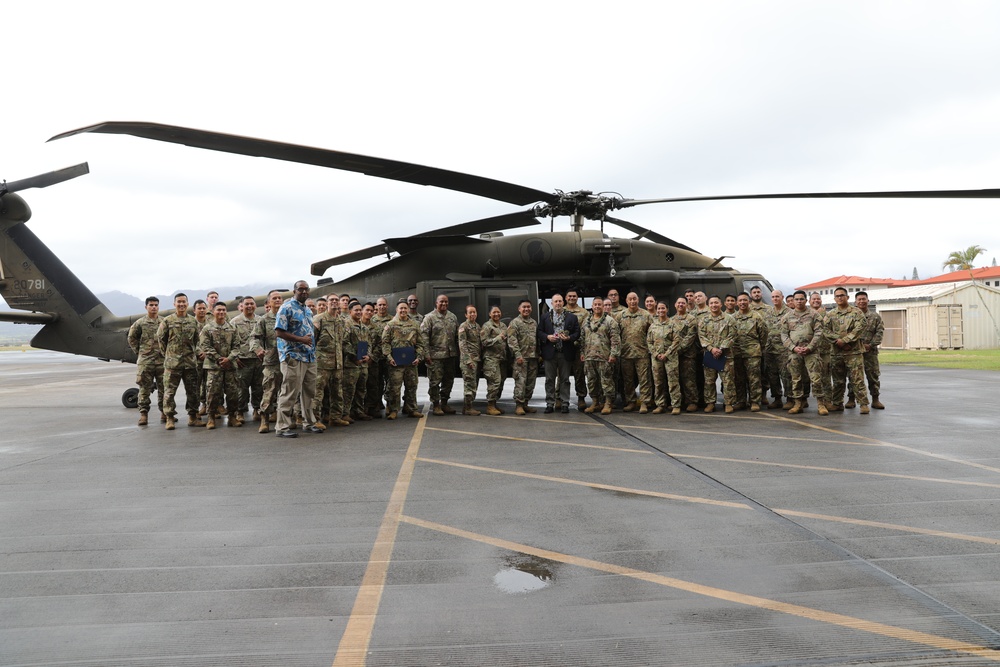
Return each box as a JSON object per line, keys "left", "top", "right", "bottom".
{"left": 761, "top": 412, "right": 1000, "bottom": 475}
{"left": 401, "top": 515, "right": 1000, "bottom": 662}
{"left": 624, "top": 423, "right": 865, "bottom": 446}
{"left": 775, "top": 509, "right": 1000, "bottom": 546}
{"left": 674, "top": 453, "right": 1000, "bottom": 490}
{"left": 417, "top": 457, "right": 750, "bottom": 509}
{"left": 332, "top": 417, "right": 427, "bottom": 667}
{"left": 489, "top": 414, "right": 604, "bottom": 426}
{"left": 425, "top": 427, "right": 652, "bottom": 454}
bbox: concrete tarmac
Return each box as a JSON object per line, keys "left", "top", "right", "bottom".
{"left": 2, "top": 350, "right": 1000, "bottom": 666}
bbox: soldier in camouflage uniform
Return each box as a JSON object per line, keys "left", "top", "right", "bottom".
{"left": 312, "top": 300, "right": 349, "bottom": 427}
{"left": 342, "top": 301, "right": 372, "bottom": 421}
{"left": 809, "top": 292, "right": 834, "bottom": 411}
{"left": 699, "top": 296, "right": 736, "bottom": 413}
{"left": 780, "top": 291, "right": 828, "bottom": 415}
{"left": 200, "top": 302, "right": 242, "bottom": 429}
{"left": 564, "top": 290, "right": 589, "bottom": 410}
{"left": 581, "top": 298, "right": 621, "bottom": 415}
{"left": 672, "top": 298, "right": 700, "bottom": 412}
{"left": 230, "top": 296, "right": 264, "bottom": 422}
{"left": 128, "top": 296, "right": 165, "bottom": 425}
{"left": 156, "top": 293, "right": 204, "bottom": 430}
{"left": 854, "top": 292, "right": 885, "bottom": 409}
{"left": 457, "top": 305, "right": 482, "bottom": 416}
{"left": 763, "top": 290, "right": 792, "bottom": 408}
{"left": 406, "top": 295, "right": 423, "bottom": 325}
{"left": 382, "top": 301, "right": 426, "bottom": 419}
{"left": 251, "top": 290, "right": 283, "bottom": 434}
{"left": 481, "top": 306, "right": 508, "bottom": 415}
{"left": 731, "top": 293, "right": 767, "bottom": 412}
{"left": 647, "top": 301, "right": 682, "bottom": 414}
{"left": 191, "top": 299, "right": 210, "bottom": 416}
{"left": 619, "top": 292, "right": 654, "bottom": 413}
{"left": 421, "top": 294, "right": 459, "bottom": 415}
{"left": 825, "top": 287, "right": 870, "bottom": 413}
{"left": 507, "top": 300, "right": 539, "bottom": 415}
{"left": 366, "top": 297, "right": 392, "bottom": 418}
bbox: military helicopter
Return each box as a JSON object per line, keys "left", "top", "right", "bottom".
{"left": 4, "top": 121, "right": 1000, "bottom": 407}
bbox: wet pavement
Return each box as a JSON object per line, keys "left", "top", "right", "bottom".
{"left": 2, "top": 351, "right": 1000, "bottom": 666}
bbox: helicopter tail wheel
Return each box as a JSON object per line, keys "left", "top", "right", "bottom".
{"left": 122, "top": 387, "right": 139, "bottom": 409}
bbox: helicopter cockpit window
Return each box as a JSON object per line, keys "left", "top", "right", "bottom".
{"left": 486, "top": 288, "right": 530, "bottom": 324}
{"left": 742, "top": 278, "right": 772, "bottom": 294}
{"left": 432, "top": 289, "right": 472, "bottom": 318}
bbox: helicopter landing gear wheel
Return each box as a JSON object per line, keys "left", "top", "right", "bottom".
{"left": 122, "top": 387, "right": 139, "bottom": 409}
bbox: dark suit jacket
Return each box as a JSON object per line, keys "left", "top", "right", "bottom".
{"left": 537, "top": 310, "right": 580, "bottom": 361}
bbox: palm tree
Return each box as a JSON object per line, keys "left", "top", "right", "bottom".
{"left": 942, "top": 245, "right": 987, "bottom": 271}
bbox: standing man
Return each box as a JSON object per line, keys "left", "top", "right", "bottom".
{"left": 749, "top": 286, "right": 767, "bottom": 312}
{"left": 421, "top": 294, "right": 459, "bottom": 416}
{"left": 672, "top": 297, "right": 700, "bottom": 412}
{"left": 825, "top": 287, "right": 870, "bottom": 414}
{"left": 231, "top": 296, "right": 264, "bottom": 423}
{"left": 507, "top": 299, "right": 539, "bottom": 416}
{"left": 606, "top": 289, "right": 626, "bottom": 319}
{"left": 342, "top": 301, "right": 372, "bottom": 421}
{"left": 156, "top": 293, "right": 204, "bottom": 430}
{"left": 481, "top": 306, "right": 508, "bottom": 416}
{"left": 809, "top": 292, "right": 834, "bottom": 411}
{"left": 200, "top": 302, "right": 241, "bottom": 429}
{"left": 581, "top": 297, "right": 620, "bottom": 415}
{"left": 731, "top": 292, "right": 767, "bottom": 412}
{"left": 128, "top": 296, "right": 165, "bottom": 425}
{"left": 699, "top": 296, "right": 736, "bottom": 413}
{"left": 457, "top": 305, "right": 483, "bottom": 416}
{"left": 780, "top": 291, "right": 828, "bottom": 415}
{"left": 252, "top": 290, "right": 284, "bottom": 434}
{"left": 366, "top": 297, "right": 392, "bottom": 418}
{"left": 312, "top": 295, "right": 348, "bottom": 428}
{"left": 538, "top": 294, "right": 580, "bottom": 414}
{"left": 406, "top": 295, "right": 423, "bottom": 325}
{"left": 763, "top": 289, "right": 792, "bottom": 409}
{"left": 564, "top": 290, "right": 589, "bottom": 409}
{"left": 724, "top": 294, "right": 738, "bottom": 315}
{"left": 854, "top": 291, "right": 885, "bottom": 409}
{"left": 618, "top": 292, "right": 654, "bottom": 413}
{"left": 274, "top": 280, "right": 323, "bottom": 438}
{"left": 382, "top": 300, "right": 425, "bottom": 419}
{"left": 192, "top": 298, "right": 210, "bottom": 416}
{"left": 206, "top": 291, "right": 220, "bottom": 310}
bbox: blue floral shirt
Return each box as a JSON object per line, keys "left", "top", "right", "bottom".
{"left": 275, "top": 298, "right": 316, "bottom": 363}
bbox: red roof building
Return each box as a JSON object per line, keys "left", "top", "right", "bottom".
{"left": 795, "top": 275, "right": 913, "bottom": 295}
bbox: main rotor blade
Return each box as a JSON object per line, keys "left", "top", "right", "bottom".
{"left": 3, "top": 163, "right": 89, "bottom": 194}
{"left": 618, "top": 187, "right": 1000, "bottom": 208}
{"left": 604, "top": 216, "right": 698, "bottom": 254}
{"left": 310, "top": 210, "right": 541, "bottom": 276}
{"left": 52, "top": 122, "right": 555, "bottom": 207}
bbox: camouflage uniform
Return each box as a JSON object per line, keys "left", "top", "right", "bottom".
{"left": 780, "top": 308, "right": 826, "bottom": 403}
{"left": 857, "top": 309, "right": 884, "bottom": 400}
{"left": 200, "top": 319, "right": 241, "bottom": 417}
{"left": 810, "top": 306, "right": 834, "bottom": 406}
{"left": 342, "top": 318, "right": 371, "bottom": 418}
{"left": 366, "top": 313, "right": 391, "bottom": 416}
{"left": 458, "top": 318, "right": 482, "bottom": 402}
{"left": 699, "top": 312, "right": 736, "bottom": 408}
{"left": 672, "top": 312, "right": 700, "bottom": 408}
{"left": 647, "top": 318, "right": 681, "bottom": 410}
{"left": 825, "top": 306, "right": 869, "bottom": 408}
{"left": 763, "top": 305, "right": 792, "bottom": 402}
{"left": 312, "top": 311, "right": 346, "bottom": 421}
{"left": 480, "top": 319, "right": 508, "bottom": 403}
{"left": 582, "top": 314, "right": 621, "bottom": 405}
{"left": 618, "top": 308, "right": 654, "bottom": 409}
{"left": 382, "top": 315, "right": 426, "bottom": 414}
{"left": 421, "top": 309, "right": 459, "bottom": 408}
{"left": 251, "top": 311, "right": 281, "bottom": 419}
{"left": 507, "top": 315, "right": 539, "bottom": 406}
{"left": 564, "top": 304, "right": 589, "bottom": 401}
{"left": 230, "top": 312, "right": 264, "bottom": 415}
{"left": 127, "top": 314, "right": 164, "bottom": 415}
{"left": 156, "top": 313, "right": 201, "bottom": 419}
{"left": 731, "top": 310, "right": 767, "bottom": 408}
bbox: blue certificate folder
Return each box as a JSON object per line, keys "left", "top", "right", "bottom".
{"left": 357, "top": 341, "right": 369, "bottom": 359}
{"left": 702, "top": 349, "right": 727, "bottom": 371}
{"left": 392, "top": 346, "right": 417, "bottom": 366}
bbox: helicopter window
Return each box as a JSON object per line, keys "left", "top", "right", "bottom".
{"left": 742, "top": 278, "right": 772, "bottom": 294}
{"left": 432, "top": 289, "right": 472, "bottom": 318}
{"left": 486, "top": 288, "right": 531, "bottom": 324}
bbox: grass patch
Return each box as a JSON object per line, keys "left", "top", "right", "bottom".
{"left": 880, "top": 349, "right": 1000, "bottom": 371}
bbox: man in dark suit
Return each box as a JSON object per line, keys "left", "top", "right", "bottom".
{"left": 537, "top": 293, "right": 581, "bottom": 413}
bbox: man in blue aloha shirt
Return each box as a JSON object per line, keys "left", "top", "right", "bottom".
{"left": 274, "top": 280, "right": 323, "bottom": 438}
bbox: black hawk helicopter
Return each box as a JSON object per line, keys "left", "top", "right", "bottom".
{"left": 3, "top": 122, "right": 1000, "bottom": 407}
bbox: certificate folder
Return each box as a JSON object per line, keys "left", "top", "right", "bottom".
{"left": 357, "top": 341, "right": 369, "bottom": 359}
{"left": 392, "top": 346, "right": 416, "bottom": 366}
{"left": 702, "top": 350, "right": 727, "bottom": 371}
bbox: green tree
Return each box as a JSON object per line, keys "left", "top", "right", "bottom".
{"left": 942, "top": 245, "right": 987, "bottom": 271}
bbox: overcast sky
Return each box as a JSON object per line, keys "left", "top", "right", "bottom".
{"left": 4, "top": 1, "right": 1000, "bottom": 305}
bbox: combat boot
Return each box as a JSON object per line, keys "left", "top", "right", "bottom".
{"left": 188, "top": 415, "right": 206, "bottom": 427}
{"left": 750, "top": 404, "right": 761, "bottom": 413}
{"left": 830, "top": 404, "right": 844, "bottom": 412}
{"left": 817, "top": 403, "right": 829, "bottom": 416}
{"left": 462, "top": 398, "right": 480, "bottom": 416}
{"left": 407, "top": 410, "right": 424, "bottom": 418}
{"left": 228, "top": 412, "right": 241, "bottom": 427}
{"left": 577, "top": 397, "right": 588, "bottom": 411}
{"left": 845, "top": 396, "right": 856, "bottom": 409}
{"left": 782, "top": 399, "right": 794, "bottom": 410}
{"left": 768, "top": 397, "right": 783, "bottom": 409}
{"left": 206, "top": 415, "right": 216, "bottom": 430}
{"left": 253, "top": 409, "right": 261, "bottom": 422}
{"left": 386, "top": 411, "right": 398, "bottom": 420}
{"left": 515, "top": 403, "right": 526, "bottom": 416}
{"left": 871, "top": 395, "right": 885, "bottom": 409}
{"left": 433, "top": 402, "right": 445, "bottom": 416}
{"left": 584, "top": 402, "right": 599, "bottom": 414}
{"left": 704, "top": 404, "right": 715, "bottom": 413}
{"left": 165, "top": 415, "right": 176, "bottom": 431}
{"left": 197, "top": 405, "right": 207, "bottom": 417}
{"left": 686, "top": 403, "right": 698, "bottom": 412}
{"left": 138, "top": 412, "right": 148, "bottom": 426}
{"left": 860, "top": 404, "right": 870, "bottom": 414}
{"left": 651, "top": 406, "right": 665, "bottom": 414}
{"left": 724, "top": 404, "right": 734, "bottom": 414}
{"left": 601, "top": 401, "right": 613, "bottom": 415}
{"left": 486, "top": 401, "right": 502, "bottom": 416}
{"left": 639, "top": 403, "right": 649, "bottom": 414}
{"left": 525, "top": 404, "right": 537, "bottom": 413}
{"left": 787, "top": 400, "right": 803, "bottom": 415}
{"left": 441, "top": 400, "right": 457, "bottom": 415}
{"left": 258, "top": 418, "right": 268, "bottom": 433}
{"left": 671, "top": 407, "right": 682, "bottom": 415}
{"left": 331, "top": 418, "right": 351, "bottom": 427}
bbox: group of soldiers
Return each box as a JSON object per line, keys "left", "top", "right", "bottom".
{"left": 127, "top": 281, "right": 884, "bottom": 432}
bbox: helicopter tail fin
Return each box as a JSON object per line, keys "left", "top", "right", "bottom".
{"left": 1, "top": 193, "right": 129, "bottom": 360}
